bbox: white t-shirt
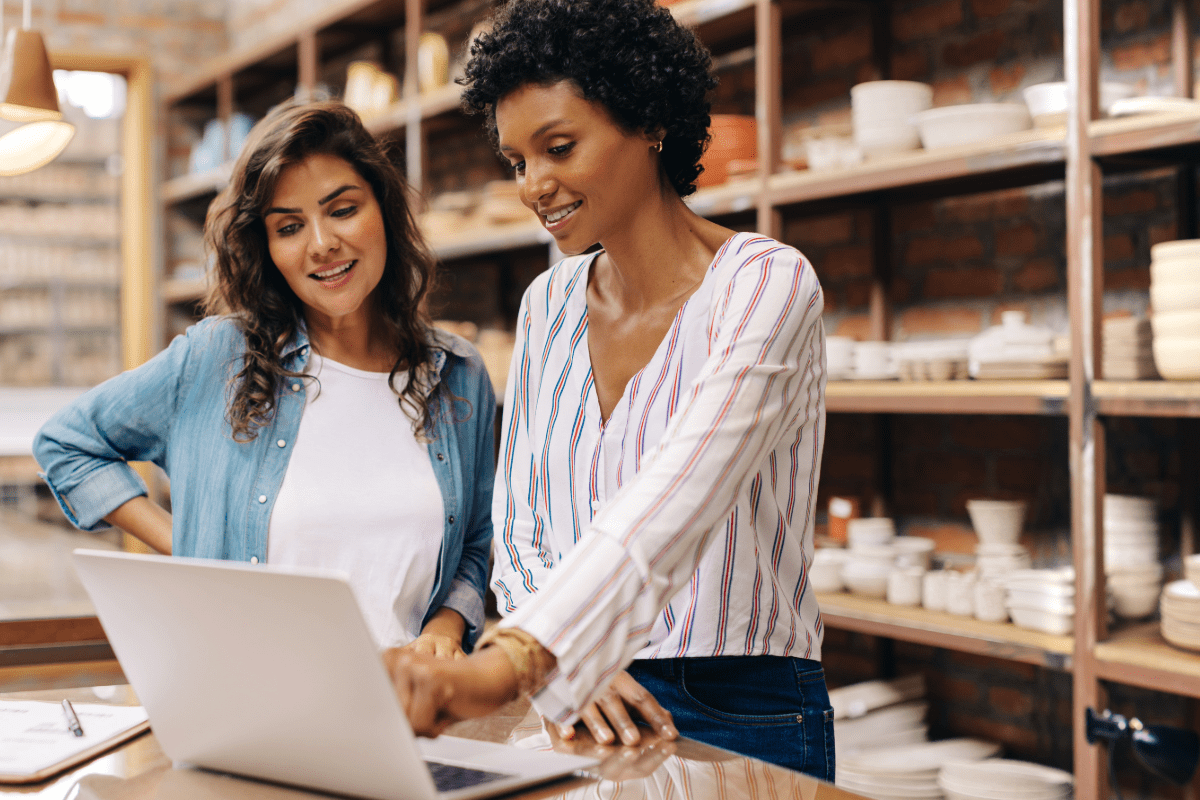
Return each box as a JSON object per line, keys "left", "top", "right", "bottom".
{"left": 268, "top": 353, "right": 444, "bottom": 649}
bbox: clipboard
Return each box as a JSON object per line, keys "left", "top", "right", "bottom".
{"left": 0, "top": 699, "right": 150, "bottom": 784}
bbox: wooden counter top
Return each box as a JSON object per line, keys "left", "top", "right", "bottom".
{"left": 1, "top": 685, "right": 865, "bottom": 800}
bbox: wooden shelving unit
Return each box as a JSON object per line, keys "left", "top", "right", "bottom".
{"left": 816, "top": 592, "right": 1074, "bottom": 669}
{"left": 153, "top": 0, "right": 1200, "bottom": 795}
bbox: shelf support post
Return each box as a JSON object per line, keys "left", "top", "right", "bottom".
{"left": 404, "top": 0, "right": 424, "bottom": 198}
{"left": 297, "top": 29, "right": 318, "bottom": 101}
{"left": 755, "top": 0, "right": 782, "bottom": 238}
{"left": 1173, "top": 0, "right": 1194, "bottom": 99}
{"left": 1065, "top": 0, "right": 1107, "bottom": 790}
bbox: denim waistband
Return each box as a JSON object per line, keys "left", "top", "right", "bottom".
{"left": 628, "top": 654, "right": 823, "bottom": 681}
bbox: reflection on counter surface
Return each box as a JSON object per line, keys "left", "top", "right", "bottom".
{"left": 2, "top": 687, "right": 863, "bottom": 800}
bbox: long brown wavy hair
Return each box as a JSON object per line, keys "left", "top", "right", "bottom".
{"left": 203, "top": 100, "right": 439, "bottom": 442}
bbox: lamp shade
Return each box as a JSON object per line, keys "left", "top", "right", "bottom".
{"left": 0, "top": 119, "right": 74, "bottom": 175}
{"left": 0, "top": 28, "right": 63, "bottom": 122}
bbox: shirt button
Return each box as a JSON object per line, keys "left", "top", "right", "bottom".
{"left": 436, "top": 453, "right": 445, "bottom": 461}
{"left": 258, "top": 495, "right": 267, "bottom": 503}
{"left": 448, "top": 515, "right": 455, "bottom": 524}
{"left": 291, "top": 383, "right": 301, "bottom": 392}
{"left": 277, "top": 439, "right": 286, "bottom": 448}
{"left": 591, "top": 500, "right": 600, "bottom": 511}
{"left": 250, "top": 556, "right": 259, "bottom": 564}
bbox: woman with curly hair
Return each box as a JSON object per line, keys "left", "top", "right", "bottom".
{"left": 387, "top": 0, "right": 831, "bottom": 776}
{"left": 35, "top": 100, "right": 495, "bottom": 660}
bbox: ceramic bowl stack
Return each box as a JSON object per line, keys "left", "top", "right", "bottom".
{"left": 836, "top": 739, "right": 1001, "bottom": 800}
{"left": 851, "top": 80, "right": 932, "bottom": 161}
{"left": 1149, "top": 240, "right": 1200, "bottom": 379}
{"left": 967, "top": 499, "right": 1031, "bottom": 577}
{"left": 968, "top": 311, "right": 1067, "bottom": 379}
{"left": 894, "top": 339, "right": 972, "bottom": 381}
{"left": 1161, "top": 579, "right": 1200, "bottom": 651}
{"left": 1103, "top": 317, "right": 1157, "bottom": 380}
{"left": 938, "top": 759, "right": 1073, "bottom": 800}
{"left": 1104, "top": 494, "right": 1162, "bottom": 619}
{"left": 827, "top": 336, "right": 856, "bottom": 380}
{"left": 842, "top": 518, "right": 897, "bottom": 599}
{"left": 1004, "top": 567, "right": 1075, "bottom": 635}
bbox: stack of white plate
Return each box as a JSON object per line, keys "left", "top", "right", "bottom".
{"left": 1104, "top": 494, "right": 1159, "bottom": 565}
{"left": 827, "top": 336, "right": 856, "bottom": 380}
{"left": 939, "top": 758, "right": 1073, "bottom": 800}
{"left": 853, "top": 341, "right": 896, "bottom": 380}
{"left": 836, "top": 700, "right": 930, "bottom": 755}
{"left": 1150, "top": 240, "right": 1200, "bottom": 379}
{"left": 1103, "top": 317, "right": 1157, "bottom": 380}
{"left": 836, "top": 739, "right": 1001, "bottom": 800}
{"left": 1161, "top": 579, "right": 1200, "bottom": 651}
{"left": 850, "top": 80, "right": 932, "bottom": 160}
{"left": 1005, "top": 567, "right": 1075, "bottom": 635}
{"left": 830, "top": 673, "right": 925, "bottom": 719}
{"left": 976, "top": 543, "right": 1032, "bottom": 577}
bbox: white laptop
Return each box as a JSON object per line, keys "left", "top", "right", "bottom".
{"left": 72, "top": 549, "right": 597, "bottom": 800}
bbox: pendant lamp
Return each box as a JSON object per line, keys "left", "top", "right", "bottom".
{"left": 0, "top": 0, "right": 74, "bottom": 175}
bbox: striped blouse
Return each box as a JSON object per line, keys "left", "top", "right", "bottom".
{"left": 492, "top": 233, "right": 827, "bottom": 723}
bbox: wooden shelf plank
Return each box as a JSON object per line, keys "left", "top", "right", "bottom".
{"left": 768, "top": 127, "right": 1066, "bottom": 207}
{"left": 1089, "top": 111, "right": 1200, "bottom": 158}
{"left": 686, "top": 177, "right": 764, "bottom": 217}
{"left": 1094, "top": 380, "right": 1200, "bottom": 416}
{"left": 669, "top": 0, "right": 757, "bottom": 27}
{"left": 163, "top": 164, "right": 232, "bottom": 204}
{"left": 428, "top": 221, "right": 550, "bottom": 261}
{"left": 817, "top": 592, "right": 1073, "bottom": 668}
{"left": 826, "top": 380, "right": 1069, "bottom": 415}
{"left": 1094, "top": 622, "right": 1200, "bottom": 698}
{"left": 364, "top": 83, "right": 464, "bottom": 135}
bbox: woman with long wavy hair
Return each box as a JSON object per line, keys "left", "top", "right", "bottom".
{"left": 35, "top": 100, "right": 495, "bottom": 660}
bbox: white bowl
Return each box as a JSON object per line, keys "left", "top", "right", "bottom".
{"left": 1151, "top": 238, "right": 1200, "bottom": 261}
{"left": 1152, "top": 308, "right": 1200, "bottom": 338}
{"left": 1022, "top": 81, "right": 1136, "bottom": 126}
{"left": 811, "top": 549, "right": 849, "bottom": 593}
{"left": 1151, "top": 281, "right": 1200, "bottom": 313}
{"left": 894, "top": 536, "right": 936, "bottom": 569}
{"left": 888, "top": 566, "right": 926, "bottom": 606}
{"left": 1009, "top": 604, "right": 1073, "bottom": 635}
{"left": 1111, "top": 585, "right": 1162, "bottom": 619}
{"left": 966, "top": 499, "right": 1026, "bottom": 545}
{"left": 1151, "top": 257, "right": 1200, "bottom": 287}
{"left": 851, "top": 80, "right": 933, "bottom": 121}
{"left": 913, "top": 103, "right": 1032, "bottom": 150}
{"left": 1153, "top": 335, "right": 1200, "bottom": 379}
{"left": 848, "top": 517, "right": 897, "bottom": 547}
{"left": 842, "top": 559, "right": 891, "bottom": 598}
{"left": 1007, "top": 588, "right": 1075, "bottom": 615}
{"left": 854, "top": 123, "right": 922, "bottom": 159}
{"left": 1105, "top": 493, "right": 1156, "bottom": 521}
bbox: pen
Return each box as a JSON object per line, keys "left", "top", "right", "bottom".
{"left": 62, "top": 699, "right": 84, "bottom": 737}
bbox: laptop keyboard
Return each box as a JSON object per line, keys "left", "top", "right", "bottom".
{"left": 425, "top": 761, "right": 511, "bottom": 793}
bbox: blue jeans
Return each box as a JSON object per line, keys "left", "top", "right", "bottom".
{"left": 626, "top": 655, "right": 835, "bottom": 779}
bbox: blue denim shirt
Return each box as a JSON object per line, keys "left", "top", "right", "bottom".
{"left": 34, "top": 316, "right": 496, "bottom": 647}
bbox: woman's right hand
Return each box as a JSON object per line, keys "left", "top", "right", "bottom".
{"left": 103, "top": 496, "right": 173, "bottom": 554}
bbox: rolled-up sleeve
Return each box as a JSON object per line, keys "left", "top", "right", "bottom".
{"left": 34, "top": 320, "right": 205, "bottom": 531}
{"left": 502, "top": 250, "right": 826, "bottom": 723}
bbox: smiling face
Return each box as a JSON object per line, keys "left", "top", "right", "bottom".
{"left": 264, "top": 153, "right": 388, "bottom": 330}
{"left": 495, "top": 81, "right": 663, "bottom": 255}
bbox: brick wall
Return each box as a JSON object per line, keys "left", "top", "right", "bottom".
{"left": 1, "top": 0, "right": 227, "bottom": 90}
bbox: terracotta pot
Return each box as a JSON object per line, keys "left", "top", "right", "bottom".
{"left": 698, "top": 114, "right": 757, "bottom": 188}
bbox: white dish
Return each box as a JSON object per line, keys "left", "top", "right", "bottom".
{"left": 1150, "top": 281, "right": 1200, "bottom": 314}
{"left": 1151, "top": 238, "right": 1200, "bottom": 261}
{"left": 1109, "top": 96, "right": 1200, "bottom": 117}
{"left": 1185, "top": 553, "right": 1200, "bottom": 586}
{"left": 839, "top": 738, "right": 1001, "bottom": 776}
{"left": 1104, "top": 493, "right": 1156, "bottom": 520}
{"left": 1111, "top": 585, "right": 1161, "bottom": 619}
{"left": 851, "top": 81, "right": 933, "bottom": 122}
{"left": 1153, "top": 335, "right": 1200, "bottom": 379}
{"left": 842, "top": 559, "right": 891, "bottom": 598}
{"left": 836, "top": 700, "right": 929, "bottom": 746}
{"left": 810, "top": 549, "right": 848, "bottom": 593}
{"left": 1007, "top": 588, "right": 1075, "bottom": 615}
{"left": 940, "top": 758, "right": 1073, "bottom": 792}
{"left": 1152, "top": 308, "right": 1200, "bottom": 338}
{"left": 828, "top": 674, "right": 925, "bottom": 720}
{"left": 854, "top": 123, "right": 923, "bottom": 159}
{"left": 1009, "top": 604, "right": 1073, "bottom": 635}
{"left": 1151, "top": 257, "right": 1200, "bottom": 287}
{"left": 914, "top": 103, "right": 1032, "bottom": 150}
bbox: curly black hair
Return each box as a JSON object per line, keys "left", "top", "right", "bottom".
{"left": 460, "top": 0, "right": 717, "bottom": 197}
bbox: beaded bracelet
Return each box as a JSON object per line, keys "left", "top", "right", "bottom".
{"left": 476, "top": 627, "right": 556, "bottom": 697}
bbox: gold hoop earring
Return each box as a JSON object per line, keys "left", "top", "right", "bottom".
{"left": 652, "top": 141, "right": 663, "bottom": 154}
